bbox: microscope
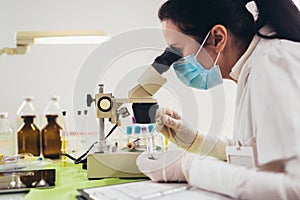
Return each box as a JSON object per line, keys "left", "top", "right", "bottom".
{"left": 86, "top": 48, "right": 181, "bottom": 179}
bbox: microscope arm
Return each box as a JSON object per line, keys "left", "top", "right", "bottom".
{"left": 128, "top": 65, "right": 167, "bottom": 103}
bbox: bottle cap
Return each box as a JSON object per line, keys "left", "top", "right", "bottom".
{"left": 0, "top": 112, "right": 8, "bottom": 118}
{"left": 62, "top": 111, "right": 67, "bottom": 116}
{"left": 51, "top": 96, "right": 59, "bottom": 101}
{"left": 23, "top": 96, "right": 34, "bottom": 101}
{"left": 21, "top": 115, "right": 35, "bottom": 119}
{"left": 126, "top": 126, "right": 132, "bottom": 135}
{"left": 141, "top": 126, "right": 147, "bottom": 134}
{"left": 46, "top": 115, "right": 58, "bottom": 118}
{"left": 148, "top": 124, "right": 155, "bottom": 133}
{"left": 134, "top": 125, "right": 141, "bottom": 134}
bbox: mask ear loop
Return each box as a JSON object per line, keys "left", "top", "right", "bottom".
{"left": 214, "top": 52, "right": 221, "bottom": 66}
{"left": 195, "top": 30, "right": 221, "bottom": 67}
{"left": 195, "top": 31, "right": 211, "bottom": 57}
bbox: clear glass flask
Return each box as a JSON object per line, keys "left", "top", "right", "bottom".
{"left": 43, "top": 96, "right": 64, "bottom": 129}
{"left": 16, "top": 97, "right": 37, "bottom": 131}
{"left": 0, "top": 113, "right": 16, "bottom": 156}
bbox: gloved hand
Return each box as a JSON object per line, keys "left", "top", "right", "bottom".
{"left": 136, "top": 150, "right": 195, "bottom": 182}
{"left": 156, "top": 107, "right": 204, "bottom": 152}
{"left": 152, "top": 47, "right": 182, "bottom": 74}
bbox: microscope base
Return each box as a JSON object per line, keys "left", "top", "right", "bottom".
{"left": 87, "top": 152, "right": 147, "bottom": 179}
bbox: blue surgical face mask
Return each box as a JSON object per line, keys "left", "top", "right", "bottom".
{"left": 173, "top": 32, "right": 223, "bottom": 90}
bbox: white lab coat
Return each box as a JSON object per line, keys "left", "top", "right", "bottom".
{"left": 187, "top": 29, "right": 300, "bottom": 199}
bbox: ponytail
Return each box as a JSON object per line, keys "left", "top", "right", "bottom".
{"left": 253, "top": 0, "right": 300, "bottom": 42}
{"left": 158, "top": 0, "right": 300, "bottom": 43}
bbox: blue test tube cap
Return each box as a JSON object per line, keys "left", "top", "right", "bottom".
{"left": 141, "top": 126, "right": 148, "bottom": 134}
{"left": 148, "top": 124, "right": 155, "bottom": 133}
{"left": 134, "top": 125, "right": 141, "bottom": 134}
{"left": 126, "top": 126, "right": 132, "bottom": 135}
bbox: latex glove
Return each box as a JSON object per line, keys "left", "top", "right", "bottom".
{"left": 136, "top": 150, "right": 195, "bottom": 182}
{"left": 152, "top": 47, "right": 182, "bottom": 74}
{"left": 156, "top": 107, "right": 204, "bottom": 152}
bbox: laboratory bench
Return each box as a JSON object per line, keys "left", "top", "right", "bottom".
{"left": 0, "top": 161, "right": 139, "bottom": 200}
{"left": 0, "top": 161, "right": 232, "bottom": 200}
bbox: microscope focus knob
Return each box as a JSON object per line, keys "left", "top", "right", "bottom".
{"left": 86, "top": 94, "right": 95, "bottom": 107}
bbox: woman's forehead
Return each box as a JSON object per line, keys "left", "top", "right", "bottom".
{"left": 162, "top": 20, "right": 198, "bottom": 47}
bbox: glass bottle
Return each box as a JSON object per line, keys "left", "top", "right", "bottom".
{"left": 0, "top": 113, "right": 16, "bottom": 156}
{"left": 41, "top": 115, "right": 62, "bottom": 159}
{"left": 16, "top": 97, "right": 37, "bottom": 131}
{"left": 17, "top": 116, "right": 40, "bottom": 156}
{"left": 43, "top": 97, "right": 64, "bottom": 129}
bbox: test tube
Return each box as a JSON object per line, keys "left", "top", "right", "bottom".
{"left": 165, "top": 137, "right": 169, "bottom": 151}
{"left": 141, "top": 126, "right": 147, "bottom": 146}
{"left": 60, "top": 132, "right": 67, "bottom": 167}
{"left": 148, "top": 124, "right": 155, "bottom": 133}
{"left": 126, "top": 125, "right": 133, "bottom": 143}
{"left": 83, "top": 110, "right": 88, "bottom": 146}
{"left": 61, "top": 111, "right": 68, "bottom": 167}
{"left": 148, "top": 125, "right": 155, "bottom": 149}
{"left": 133, "top": 125, "right": 141, "bottom": 150}
{"left": 156, "top": 119, "right": 169, "bottom": 151}
{"left": 134, "top": 125, "right": 141, "bottom": 135}
{"left": 147, "top": 124, "right": 155, "bottom": 159}
{"left": 77, "top": 110, "right": 87, "bottom": 151}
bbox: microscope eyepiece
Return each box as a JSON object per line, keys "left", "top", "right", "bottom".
{"left": 152, "top": 47, "right": 182, "bottom": 74}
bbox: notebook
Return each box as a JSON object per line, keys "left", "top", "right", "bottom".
{"left": 77, "top": 181, "right": 231, "bottom": 200}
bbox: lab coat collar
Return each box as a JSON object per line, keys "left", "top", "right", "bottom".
{"left": 229, "top": 26, "right": 276, "bottom": 81}
{"left": 229, "top": 36, "right": 260, "bottom": 81}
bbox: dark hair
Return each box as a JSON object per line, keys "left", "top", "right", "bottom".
{"left": 158, "top": 0, "right": 300, "bottom": 43}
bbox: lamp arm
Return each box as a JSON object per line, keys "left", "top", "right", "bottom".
{"left": 0, "top": 48, "right": 5, "bottom": 56}
{"left": 0, "top": 47, "right": 17, "bottom": 56}
{"left": 0, "top": 46, "right": 28, "bottom": 56}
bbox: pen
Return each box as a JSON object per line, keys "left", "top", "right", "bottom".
{"left": 137, "top": 185, "right": 192, "bottom": 200}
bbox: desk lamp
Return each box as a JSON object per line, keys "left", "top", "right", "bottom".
{"left": 0, "top": 30, "right": 109, "bottom": 56}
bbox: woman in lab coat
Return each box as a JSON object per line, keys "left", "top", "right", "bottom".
{"left": 137, "top": 0, "right": 300, "bottom": 199}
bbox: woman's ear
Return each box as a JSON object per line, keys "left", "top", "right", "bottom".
{"left": 210, "top": 24, "right": 227, "bottom": 53}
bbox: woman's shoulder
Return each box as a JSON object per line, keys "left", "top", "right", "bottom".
{"left": 250, "top": 38, "right": 300, "bottom": 73}
{"left": 255, "top": 37, "right": 299, "bottom": 57}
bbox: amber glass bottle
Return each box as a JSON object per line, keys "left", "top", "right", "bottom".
{"left": 17, "top": 116, "right": 40, "bottom": 156}
{"left": 42, "top": 115, "right": 62, "bottom": 159}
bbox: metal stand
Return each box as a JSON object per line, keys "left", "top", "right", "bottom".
{"left": 94, "top": 84, "right": 111, "bottom": 153}
{"left": 86, "top": 84, "right": 146, "bottom": 179}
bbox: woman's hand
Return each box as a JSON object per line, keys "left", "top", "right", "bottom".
{"left": 156, "top": 107, "right": 203, "bottom": 152}
{"left": 136, "top": 150, "right": 195, "bottom": 182}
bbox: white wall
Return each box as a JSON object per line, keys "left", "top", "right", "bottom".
{"left": 0, "top": 0, "right": 236, "bottom": 140}
{"left": 0, "top": 0, "right": 163, "bottom": 127}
